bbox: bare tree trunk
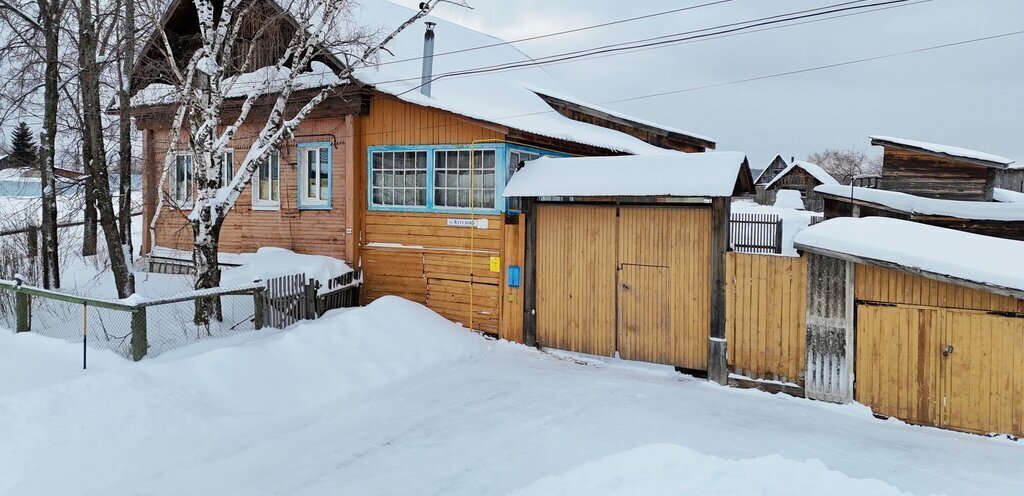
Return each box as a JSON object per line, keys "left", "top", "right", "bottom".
{"left": 116, "top": 0, "right": 134, "bottom": 257}
{"left": 82, "top": 138, "right": 98, "bottom": 256}
{"left": 38, "top": 0, "right": 60, "bottom": 289}
{"left": 80, "top": 0, "right": 134, "bottom": 298}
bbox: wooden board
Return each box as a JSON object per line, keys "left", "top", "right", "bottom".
{"left": 618, "top": 265, "right": 671, "bottom": 364}
{"left": 725, "top": 252, "right": 808, "bottom": 384}
{"left": 535, "top": 205, "right": 617, "bottom": 357}
{"left": 855, "top": 304, "right": 942, "bottom": 426}
{"left": 856, "top": 304, "right": 1024, "bottom": 438}
{"left": 500, "top": 219, "right": 525, "bottom": 343}
{"left": 618, "top": 206, "right": 712, "bottom": 370}
{"left": 855, "top": 264, "right": 1024, "bottom": 313}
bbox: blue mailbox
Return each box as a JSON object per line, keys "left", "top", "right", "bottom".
{"left": 507, "top": 265, "right": 521, "bottom": 288}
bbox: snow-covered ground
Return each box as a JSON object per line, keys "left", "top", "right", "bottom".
{"left": 2, "top": 297, "right": 1021, "bottom": 495}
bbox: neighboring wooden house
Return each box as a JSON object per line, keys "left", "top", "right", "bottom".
{"left": 753, "top": 155, "right": 788, "bottom": 203}
{"left": 761, "top": 160, "right": 837, "bottom": 211}
{"left": 871, "top": 135, "right": 1015, "bottom": 201}
{"left": 817, "top": 185, "right": 1024, "bottom": 241}
{"left": 996, "top": 162, "right": 1024, "bottom": 193}
{"left": 794, "top": 216, "right": 1024, "bottom": 438}
{"left": 129, "top": 0, "right": 715, "bottom": 336}
{"left": 503, "top": 152, "right": 755, "bottom": 385}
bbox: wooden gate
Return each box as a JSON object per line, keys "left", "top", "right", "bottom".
{"left": 264, "top": 273, "right": 309, "bottom": 328}
{"left": 857, "top": 304, "right": 1024, "bottom": 437}
{"left": 535, "top": 204, "right": 711, "bottom": 369}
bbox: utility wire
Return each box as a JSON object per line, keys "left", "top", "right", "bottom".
{"left": 383, "top": 0, "right": 919, "bottom": 94}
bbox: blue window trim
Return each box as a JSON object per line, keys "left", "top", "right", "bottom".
{"left": 297, "top": 141, "right": 332, "bottom": 210}
{"left": 367, "top": 144, "right": 508, "bottom": 215}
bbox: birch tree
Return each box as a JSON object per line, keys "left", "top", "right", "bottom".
{"left": 148, "top": 0, "right": 463, "bottom": 323}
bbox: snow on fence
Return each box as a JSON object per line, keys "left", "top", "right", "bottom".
{"left": 730, "top": 213, "right": 783, "bottom": 254}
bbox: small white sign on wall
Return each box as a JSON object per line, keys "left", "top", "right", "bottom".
{"left": 447, "top": 218, "right": 488, "bottom": 229}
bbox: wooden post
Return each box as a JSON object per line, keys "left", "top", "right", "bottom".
{"left": 708, "top": 197, "right": 730, "bottom": 385}
{"left": 305, "top": 277, "right": 318, "bottom": 320}
{"left": 15, "top": 291, "right": 30, "bottom": 332}
{"left": 26, "top": 225, "right": 38, "bottom": 258}
{"left": 130, "top": 306, "right": 147, "bottom": 361}
{"left": 774, "top": 217, "right": 784, "bottom": 254}
{"left": 253, "top": 288, "right": 265, "bottom": 330}
{"left": 521, "top": 198, "right": 538, "bottom": 348}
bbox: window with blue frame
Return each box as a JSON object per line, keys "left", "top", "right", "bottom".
{"left": 367, "top": 144, "right": 563, "bottom": 214}
{"left": 298, "top": 142, "right": 331, "bottom": 209}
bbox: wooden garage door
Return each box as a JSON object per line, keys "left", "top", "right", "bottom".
{"left": 619, "top": 207, "right": 711, "bottom": 370}
{"left": 536, "top": 205, "right": 617, "bottom": 357}
{"left": 857, "top": 304, "right": 1024, "bottom": 437}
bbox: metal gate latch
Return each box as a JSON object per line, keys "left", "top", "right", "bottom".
{"left": 942, "top": 345, "right": 954, "bottom": 357}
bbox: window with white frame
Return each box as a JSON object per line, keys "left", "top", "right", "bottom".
{"left": 171, "top": 153, "right": 193, "bottom": 207}
{"left": 299, "top": 144, "right": 331, "bottom": 207}
{"left": 507, "top": 149, "right": 540, "bottom": 211}
{"left": 218, "top": 150, "right": 234, "bottom": 187}
{"left": 434, "top": 149, "right": 496, "bottom": 209}
{"left": 371, "top": 150, "right": 428, "bottom": 207}
{"left": 252, "top": 151, "right": 280, "bottom": 208}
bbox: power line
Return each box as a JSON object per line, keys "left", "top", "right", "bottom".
{"left": 380, "top": 0, "right": 920, "bottom": 94}
{"left": 375, "top": 0, "right": 740, "bottom": 68}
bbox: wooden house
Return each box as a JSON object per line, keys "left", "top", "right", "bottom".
{"left": 129, "top": 0, "right": 715, "bottom": 336}
{"left": 794, "top": 217, "right": 1024, "bottom": 438}
{"left": 754, "top": 155, "right": 789, "bottom": 186}
{"left": 871, "top": 135, "right": 1015, "bottom": 201}
{"left": 996, "top": 163, "right": 1024, "bottom": 193}
{"left": 760, "top": 160, "right": 837, "bottom": 211}
{"left": 503, "top": 153, "right": 755, "bottom": 384}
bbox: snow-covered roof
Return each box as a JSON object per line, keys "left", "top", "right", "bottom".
{"left": 341, "top": 0, "right": 707, "bottom": 155}
{"left": 764, "top": 160, "right": 838, "bottom": 189}
{"left": 870, "top": 135, "right": 1014, "bottom": 168}
{"left": 502, "top": 152, "right": 750, "bottom": 198}
{"left": 994, "top": 188, "right": 1024, "bottom": 204}
{"left": 815, "top": 184, "right": 1024, "bottom": 221}
{"left": 794, "top": 217, "right": 1024, "bottom": 296}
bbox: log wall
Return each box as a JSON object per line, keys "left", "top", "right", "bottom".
{"left": 880, "top": 148, "right": 996, "bottom": 201}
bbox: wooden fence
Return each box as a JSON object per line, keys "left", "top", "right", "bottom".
{"left": 263, "top": 271, "right": 361, "bottom": 328}
{"left": 724, "top": 252, "right": 808, "bottom": 385}
{"left": 730, "top": 213, "right": 783, "bottom": 254}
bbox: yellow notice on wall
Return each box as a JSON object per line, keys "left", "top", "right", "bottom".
{"left": 489, "top": 256, "right": 501, "bottom": 273}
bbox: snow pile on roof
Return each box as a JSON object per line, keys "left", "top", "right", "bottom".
{"left": 870, "top": 135, "right": 1014, "bottom": 166}
{"left": 222, "top": 246, "right": 353, "bottom": 290}
{"left": 511, "top": 443, "right": 918, "bottom": 496}
{"left": 132, "top": 62, "right": 342, "bottom": 108}
{"left": 339, "top": 0, "right": 699, "bottom": 154}
{"left": 995, "top": 188, "right": 1024, "bottom": 203}
{"left": 816, "top": 184, "right": 1024, "bottom": 221}
{"left": 765, "top": 160, "right": 838, "bottom": 188}
{"left": 502, "top": 152, "right": 747, "bottom": 198}
{"left": 772, "top": 190, "right": 805, "bottom": 210}
{"left": 795, "top": 217, "right": 1024, "bottom": 294}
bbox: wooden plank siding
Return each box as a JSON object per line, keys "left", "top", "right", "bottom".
{"left": 880, "top": 148, "right": 996, "bottom": 201}
{"left": 535, "top": 205, "right": 618, "bottom": 357}
{"left": 361, "top": 211, "right": 505, "bottom": 334}
{"left": 500, "top": 219, "right": 525, "bottom": 343}
{"left": 855, "top": 264, "right": 1024, "bottom": 313}
{"left": 618, "top": 206, "right": 712, "bottom": 370}
{"left": 856, "top": 304, "right": 1024, "bottom": 437}
{"left": 144, "top": 116, "right": 354, "bottom": 260}
{"left": 724, "top": 252, "right": 807, "bottom": 384}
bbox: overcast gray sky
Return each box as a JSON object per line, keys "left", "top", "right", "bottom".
{"left": 394, "top": 0, "right": 1024, "bottom": 168}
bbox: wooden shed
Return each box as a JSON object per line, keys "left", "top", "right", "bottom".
{"left": 870, "top": 136, "right": 1015, "bottom": 201}
{"left": 760, "top": 160, "right": 837, "bottom": 211}
{"left": 503, "top": 152, "right": 755, "bottom": 384}
{"left": 817, "top": 185, "right": 1024, "bottom": 241}
{"left": 794, "top": 217, "right": 1024, "bottom": 437}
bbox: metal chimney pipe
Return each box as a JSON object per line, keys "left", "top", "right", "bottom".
{"left": 421, "top": 22, "right": 436, "bottom": 97}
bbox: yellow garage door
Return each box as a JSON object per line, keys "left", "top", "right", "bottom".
{"left": 857, "top": 304, "right": 1024, "bottom": 437}
{"left": 536, "top": 205, "right": 617, "bottom": 357}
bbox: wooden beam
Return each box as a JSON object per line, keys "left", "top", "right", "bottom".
{"left": 522, "top": 198, "right": 538, "bottom": 347}
{"left": 708, "top": 196, "right": 729, "bottom": 385}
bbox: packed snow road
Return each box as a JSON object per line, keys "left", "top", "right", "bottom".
{"left": 1, "top": 297, "right": 1021, "bottom": 495}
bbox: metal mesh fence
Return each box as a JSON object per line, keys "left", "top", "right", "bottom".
{"left": 0, "top": 283, "right": 263, "bottom": 360}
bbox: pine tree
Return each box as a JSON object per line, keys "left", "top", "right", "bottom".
{"left": 9, "top": 122, "right": 37, "bottom": 169}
